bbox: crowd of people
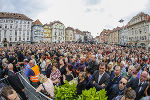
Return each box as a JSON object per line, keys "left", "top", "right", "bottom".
{"left": 0, "top": 43, "right": 150, "bottom": 100}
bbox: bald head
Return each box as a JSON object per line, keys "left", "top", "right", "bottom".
{"left": 8, "top": 63, "right": 13, "bottom": 71}
{"left": 140, "top": 71, "right": 148, "bottom": 82}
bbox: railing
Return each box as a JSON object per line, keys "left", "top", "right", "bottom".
{"left": 0, "top": 70, "right": 52, "bottom": 100}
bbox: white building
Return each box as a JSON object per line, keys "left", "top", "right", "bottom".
{"left": 65, "top": 27, "right": 74, "bottom": 42}
{"left": 31, "top": 19, "right": 43, "bottom": 43}
{"left": 0, "top": 12, "right": 32, "bottom": 45}
{"left": 50, "top": 21, "right": 65, "bottom": 43}
{"left": 83, "top": 31, "right": 93, "bottom": 42}
{"left": 119, "top": 26, "right": 128, "bottom": 45}
{"left": 127, "top": 12, "right": 150, "bottom": 47}
{"left": 74, "top": 29, "right": 84, "bottom": 42}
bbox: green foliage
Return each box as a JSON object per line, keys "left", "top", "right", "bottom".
{"left": 54, "top": 81, "right": 77, "bottom": 100}
{"left": 54, "top": 81, "right": 107, "bottom": 100}
{"left": 77, "top": 87, "right": 108, "bottom": 100}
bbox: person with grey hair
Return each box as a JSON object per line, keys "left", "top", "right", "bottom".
{"left": 7, "top": 63, "right": 27, "bottom": 100}
{"left": 113, "top": 87, "right": 136, "bottom": 100}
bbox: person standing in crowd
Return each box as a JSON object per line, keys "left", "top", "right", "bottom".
{"left": 63, "top": 64, "right": 74, "bottom": 82}
{"left": 88, "top": 55, "right": 99, "bottom": 74}
{"left": 127, "top": 71, "right": 148, "bottom": 100}
{"left": 7, "top": 63, "right": 27, "bottom": 100}
{"left": 40, "top": 54, "right": 46, "bottom": 75}
{"left": 107, "top": 66, "right": 122, "bottom": 92}
{"left": 23, "top": 59, "right": 34, "bottom": 78}
{"left": 112, "top": 87, "right": 136, "bottom": 100}
{"left": 45, "top": 59, "right": 52, "bottom": 78}
{"left": 91, "top": 63, "right": 110, "bottom": 91}
{"left": 29, "top": 60, "right": 40, "bottom": 88}
{"left": 59, "top": 58, "right": 66, "bottom": 85}
{"left": 76, "top": 72, "right": 87, "bottom": 95}
{"left": 122, "top": 65, "right": 134, "bottom": 82}
{"left": 36, "top": 74, "right": 54, "bottom": 99}
{"left": 108, "top": 77, "right": 128, "bottom": 100}
{"left": 50, "top": 63, "right": 61, "bottom": 86}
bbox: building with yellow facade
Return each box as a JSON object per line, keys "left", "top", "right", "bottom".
{"left": 43, "top": 24, "right": 52, "bottom": 43}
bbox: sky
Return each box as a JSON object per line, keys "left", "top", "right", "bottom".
{"left": 0, "top": 0, "right": 150, "bottom": 37}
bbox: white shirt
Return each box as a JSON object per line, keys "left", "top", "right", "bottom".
{"left": 98, "top": 72, "right": 105, "bottom": 83}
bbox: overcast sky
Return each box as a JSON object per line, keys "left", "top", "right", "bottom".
{"left": 0, "top": 0, "right": 150, "bottom": 37}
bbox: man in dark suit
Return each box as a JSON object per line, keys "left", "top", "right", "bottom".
{"left": 127, "top": 71, "right": 148, "bottom": 100}
{"left": 7, "top": 63, "right": 27, "bottom": 100}
{"left": 91, "top": 62, "right": 110, "bottom": 91}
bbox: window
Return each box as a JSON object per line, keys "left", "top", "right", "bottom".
{"left": 5, "top": 25, "right": 7, "bottom": 29}
{"left": 139, "top": 29, "right": 142, "bottom": 34}
{"left": 11, "top": 20, "right": 13, "bottom": 23}
{"left": 4, "top": 30, "right": 6, "bottom": 38}
{"left": 27, "top": 36, "right": 29, "bottom": 40}
{"left": 0, "top": 24, "right": 2, "bottom": 28}
{"left": 15, "top": 30, "right": 17, "bottom": 41}
{"left": 0, "top": 31, "right": 1, "bottom": 42}
{"left": 10, "top": 30, "right": 12, "bottom": 36}
{"left": 10, "top": 37, "right": 12, "bottom": 42}
{"left": 19, "top": 36, "right": 21, "bottom": 41}
{"left": 10, "top": 24, "right": 13, "bottom": 29}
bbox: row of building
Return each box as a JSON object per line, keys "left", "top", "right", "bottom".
{"left": 95, "top": 12, "right": 150, "bottom": 48}
{"left": 0, "top": 12, "right": 93, "bottom": 45}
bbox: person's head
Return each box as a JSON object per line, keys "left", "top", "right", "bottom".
{"left": 66, "top": 64, "right": 73, "bottom": 72}
{"left": 140, "top": 71, "right": 148, "bottom": 82}
{"left": 91, "top": 55, "right": 96, "bottom": 62}
{"left": 128, "top": 65, "right": 134, "bottom": 74}
{"left": 31, "top": 55, "right": 35, "bottom": 60}
{"left": 52, "top": 63, "right": 59, "bottom": 72}
{"left": 1, "top": 86, "right": 20, "bottom": 100}
{"left": 123, "top": 87, "right": 136, "bottom": 100}
{"left": 29, "top": 60, "right": 35, "bottom": 67}
{"left": 114, "top": 66, "right": 121, "bottom": 76}
{"left": 59, "top": 58, "right": 64, "bottom": 65}
{"left": 133, "top": 66, "right": 140, "bottom": 74}
{"left": 108, "top": 62, "right": 113, "bottom": 70}
{"left": 23, "top": 59, "right": 28, "bottom": 65}
{"left": 46, "top": 59, "right": 51, "bottom": 66}
{"left": 79, "top": 72, "right": 87, "bottom": 81}
{"left": 8, "top": 63, "right": 13, "bottom": 71}
{"left": 39, "top": 74, "right": 48, "bottom": 83}
{"left": 144, "top": 66, "right": 149, "bottom": 72}
{"left": 120, "top": 61, "right": 125, "bottom": 68}
{"left": 119, "top": 77, "right": 128, "bottom": 90}
{"left": 99, "top": 63, "right": 106, "bottom": 75}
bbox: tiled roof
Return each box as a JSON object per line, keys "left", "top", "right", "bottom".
{"left": 49, "top": 20, "right": 64, "bottom": 26}
{"left": 75, "top": 29, "right": 83, "bottom": 35}
{"left": 66, "top": 27, "right": 74, "bottom": 30}
{"left": 32, "top": 19, "right": 43, "bottom": 25}
{"left": 0, "top": 12, "right": 32, "bottom": 21}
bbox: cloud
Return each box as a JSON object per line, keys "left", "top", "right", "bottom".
{"left": 83, "top": 0, "right": 101, "bottom": 5}
{"left": 0, "top": 0, "right": 50, "bottom": 19}
{"left": 0, "top": 0, "right": 149, "bottom": 37}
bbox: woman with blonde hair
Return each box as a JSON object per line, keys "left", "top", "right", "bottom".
{"left": 36, "top": 74, "right": 54, "bottom": 98}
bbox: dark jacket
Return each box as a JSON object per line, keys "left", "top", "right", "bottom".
{"left": 91, "top": 70, "right": 110, "bottom": 91}
{"left": 46, "top": 64, "right": 52, "bottom": 78}
{"left": 108, "top": 84, "right": 126, "bottom": 100}
{"left": 77, "top": 79, "right": 87, "bottom": 95}
{"left": 127, "top": 77, "right": 148, "bottom": 100}
{"left": 88, "top": 60, "right": 99, "bottom": 74}
{"left": 7, "top": 70, "right": 24, "bottom": 92}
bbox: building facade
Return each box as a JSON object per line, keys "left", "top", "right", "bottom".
{"left": 0, "top": 12, "right": 32, "bottom": 46}
{"left": 100, "top": 29, "right": 110, "bottom": 43}
{"left": 31, "top": 19, "right": 43, "bottom": 43}
{"left": 127, "top": 12, "right": 150, "bottom": 47}
{"left": 50, "top": 21, "right": 65, "bottom": 43}
{"left": 43, "top": 24, "right": 52, "bottom": 43}
{"left": 65, "top": 27, "right": 74, "bottom": 42}
{"left": 83, "top": 31, "right": 93, "bottom": 42}
{"left": 119, "top": 26, "right": 128, "bottom": 45}
{"left": 74, "top": 29, "right": 84, "bottom": 42}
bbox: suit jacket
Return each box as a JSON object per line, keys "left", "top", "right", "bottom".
{"left": 7, "top": 70, "right": 24, "bottom": 92}
{"left": 92, "top": 70, "right": 110, "bottom": 91}
{"left": 127, "top": 77, "right": 148, "bottom": 100}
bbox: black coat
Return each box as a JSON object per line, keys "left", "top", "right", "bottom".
{"left": 127, "top": 77, "right": 148, "bottom": 100}
{"left": 77, "top": 79, "right": 87, "bottom": 95}
{"left": 88, "top": 61, "right": 99, "bottom": 74}
{"left": 91, "top": 70, "right": 110, "bottom": 91}
{"left": 46, "top": 64, "right": 52, "bottom": 78}
{"left": 7, "top": 71, "right": 24, "bottom": 92}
